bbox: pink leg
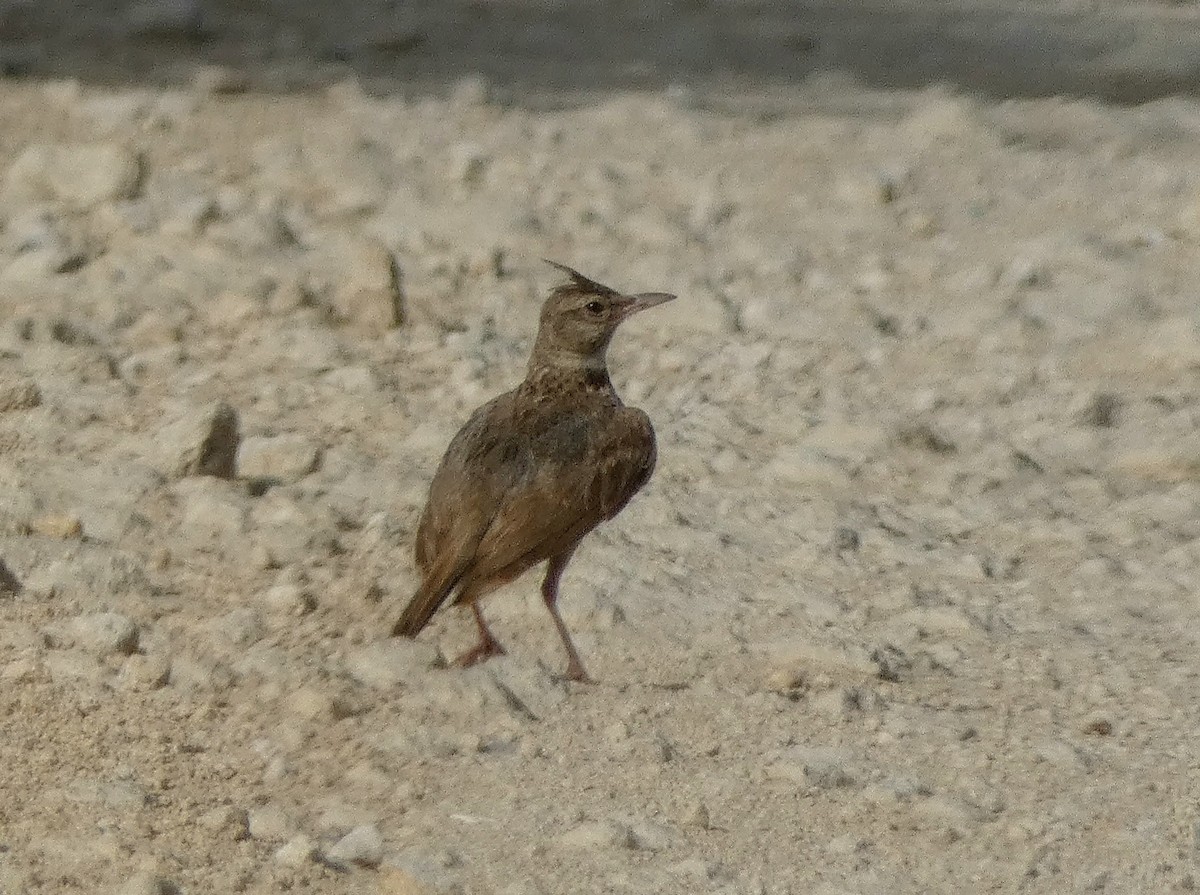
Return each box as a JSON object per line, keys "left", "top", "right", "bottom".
{"left": 453, "top": 601, "right": 506, "bottom": 667}
{"left": 542, "top": 548, "right": 591, "bottom": 683}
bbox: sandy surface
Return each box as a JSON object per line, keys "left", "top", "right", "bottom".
{"left": 2, "top": 1, "right": 1200, "bottom": 893}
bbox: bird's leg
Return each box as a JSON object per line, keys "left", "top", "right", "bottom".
{"left": 453, "top": 601, "right": 506, "bottom": 667}
{"left": 542, "top": 548, "right": 591, "bottom": 683}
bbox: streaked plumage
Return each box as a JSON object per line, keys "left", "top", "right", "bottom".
{"left": 392, "top": 262, "right": 675, "bottom": 681}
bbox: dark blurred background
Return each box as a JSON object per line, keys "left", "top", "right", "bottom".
{"left": 1, "top": 0, "right": 1198, "bottom": 106}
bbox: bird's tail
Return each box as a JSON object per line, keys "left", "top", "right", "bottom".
{"left": 392, "top": 572, "right": 458, "bottom": 638}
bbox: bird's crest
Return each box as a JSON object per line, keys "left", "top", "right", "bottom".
{"left": 543, "top": 260, "right": 618, "bottom": 297}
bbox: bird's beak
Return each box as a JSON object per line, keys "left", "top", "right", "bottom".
{"left": 619, "top": 292, "right": 676, "bottom": 318}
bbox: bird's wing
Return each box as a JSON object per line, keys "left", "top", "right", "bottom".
{"left": 414, "top": 391, "right": 526, "bottom": 570}
{"left": 468, "top": 406, "right": 658, "bottom": 579}
{"left": 396, "top": 403, "right": 657, "bottom": 635}
{"left": 396, "top": 392, "right": 529, "bottom": 636}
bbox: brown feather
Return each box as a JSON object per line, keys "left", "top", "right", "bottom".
{"left": 392, "top": 264, "right": 673, "bottom": 678}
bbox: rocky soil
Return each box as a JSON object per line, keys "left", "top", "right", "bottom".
{"left": 2, "top": 1, "right": 1200, "bottom": 893}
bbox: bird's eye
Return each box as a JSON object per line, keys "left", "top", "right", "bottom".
{"left": 585, "top": 300, "right": 604, "bottom": 315}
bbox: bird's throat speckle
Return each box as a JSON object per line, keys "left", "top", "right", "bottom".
{"left": 525, "top": 349, "right": 616, "bottom": 399}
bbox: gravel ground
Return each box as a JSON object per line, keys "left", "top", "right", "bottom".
{"left": 1, "top": 1, "right": 1200, "bottom": 893}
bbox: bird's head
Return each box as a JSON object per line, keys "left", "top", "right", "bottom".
{"left": 532, "top": 261, "right": 675, "bottom": 370}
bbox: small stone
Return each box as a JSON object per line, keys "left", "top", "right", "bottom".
{"left": 166, "top": 656, "right": 222, "bottom": 691}
{"left": 176, "top": 479, "right": 248, "bottom": 542}
{"left": 800, "top": 421, "right": 887, "bottom": 465}
{"left": 5, "top": 143, "right": 142, "bottom": 207}
{"left": 558, "top": 820, "right": 635, "bottom": 850}
{"left": 603, "top": 720, "right": 630, "bottom": 743}
{"left": 69, "top": 612, "right": 139, "bottom": 655}
{"left": 876, "top": 173, "right": 900, "bottom": 204}
{"left": 276, "top": 322, "right": 344, "bottom": 373}
{"left": 377, "top": 866, "right": 446, "bottom": 895}
{"left": 205, "top": 608, "right": 264, "bottom": 653}
{"left": 48, "top": 317, "right": 97, "bottom": 346}
{"left": 344, "top": 640, "right": 443, "bottom": 689}
{"left": 838, "top": 172, "right": 898, "bottom": 207}
{"left": 0, "top": 378, "right": 41, "bottom": 412}
{"left": 832, "top": 526, "right": 860, "bottom": 552}
{"left": 250, "top": 497, "right": 335, "bottom": 566}
{"left": 197, "top": 805, "right": 249, "bottom": 840}
{"left": 331, "top": 240, "right": 405, "bottom": 335}
{"left": 262, "top": 755, "right": 288, "bottom": 783}
{"left": 448, "top": 142, "right": 488, "bottom": 186}
{"left": 910, "top": 794, "right": 982, "bottom": 837}
{"left": 325, "top": 824, "right": 384, "bottom": 868}
{"left": 758, "top": 639, "right": 879, "bottom": 680}
{"left": 1082, "top": 716, "right": 1113, "bottom": 736}
{"left": 155, "top": 402, "right": 240, "bottom": 478}
{"left": 248, "top": 804, "right": 297, "bottom": 842}
{"left": 118, "top": 653, "right": 170, "bottom": 691}
{"left": 314, "top": 803, "right": 373, "bottom": 839}
{"left": 2, "top": 656, "right": 38, "bottom": 682}
{"left": 1003, "top": 257, "right": 1049, "bottom": 289}
{"left": 76, "top": 91, "right": 147, "bottom": 133}
{"left": 688, "top": 187, "right": 735, "bottom": 232}
{"left": 765, "top": 667, "right": 806, "bottom": 694}
{"left": 767, "top": 746, "right": 858, "bottom": 789}
{"left": 160, "top": 194, "right": 217, "bottom": 237}
{"left": 1034, "top": 739, "right": 1086, "bottom": 772}
{"left": 902, "top": 211, "right": 938, "bottom": 237}
{"left": 205, "top": 290, "right": 260, "bottom": 329}
{"left": 125, "top": 310, "right": 184, "bottom": 348}
{"left": 44, "top": 651, "right": 104, "bottom": 686}
{"left": 322, "top": 365, "right": 378, "bottom": 393}
{"left": 236, "top": 434, "right": 320, "bottom": 481}
{"left": 812, "top": 686, "right": 882, "bottom": 719}
{"left": 261, "top": 583, "right": 315, "bottom": 617}
{"left": 274, "top": 834, "right": 316, "bottom": 867}
{"left": 895, "top": 422, "right": 957, "bottom": 454}
{"left": 892, "top": 606, "right": 975, "bottom": 639}
{"left": 267, "top": 276, "right": 311, "bottom": 314}
{"left": 628, "top": 818, "right": 676, "bottom": 851}
{"left": 29, "top": 513, "right": 83, "bottom": 539}
{"left": 1111, "top": 444, "right": 1200, "bottom": 484}
{"left": 0, "top": 558, "right": 20, "bottom": 593}
{"left": 682, "top": 801, "right": 711, "bottom": 830}
{"left": 1081, "top": 392, "right": 1120, "bottom": 428}
{"left": 286, "top": 686, "right": 333, "bottom": 720}
{"left": 248, "top": 543, "right": 276, "bottom": 570}
{"left": 2, "top": 218, "right": 88, "bottom": 280}
{"left": 676, "top": 859, "right": 725, "bottom": 885}
{"left": 119, "top": 346, "right": 185, "bottom": 382}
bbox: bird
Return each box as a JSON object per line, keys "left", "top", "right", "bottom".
{"left": 392, "top": 261, "right": 675, "bottom": 682}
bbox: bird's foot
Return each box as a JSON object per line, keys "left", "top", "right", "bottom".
{"left": 453, "top": 637, "right": 506, "bottom": 668}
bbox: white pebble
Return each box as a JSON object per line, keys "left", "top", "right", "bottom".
{"left": 68, "top": 612, "right": 139, "bottom": 656}
{"left": 4, "top": 143, "right": 142, "bottom": 208}
{"left": 274, "top": 834, "right": 316, "bottom": 867}
{"left": 247, "top": 804, "right": 297, "bottom": 842}
{"left": 325, "top": 824, "right": 384, "bottom": 868}
{"left": 236, "top": 434, "right": 320, "bottom": 481}
{"left": 344, "top": 640, "right": 442, "bottom": 689}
